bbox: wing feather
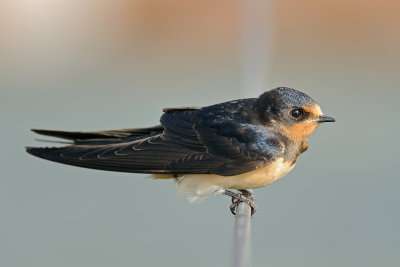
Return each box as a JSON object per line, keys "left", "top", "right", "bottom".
{"left": 27, "top": 100, "right": 283, "bottom": 176}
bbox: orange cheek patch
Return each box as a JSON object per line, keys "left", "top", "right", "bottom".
{"left": 282, "top": 122, "right": 319, "bottom": 141}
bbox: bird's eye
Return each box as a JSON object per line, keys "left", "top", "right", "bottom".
{"left": 290, "top": 108, "right": 303, "bottom": 119}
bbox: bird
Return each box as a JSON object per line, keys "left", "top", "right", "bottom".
{"left": 26, "top": 87, "right": 335, "bottom": 214}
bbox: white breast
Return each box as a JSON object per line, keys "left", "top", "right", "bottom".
{"left": 176, "top": 158, "right": 296, "bottom": 203}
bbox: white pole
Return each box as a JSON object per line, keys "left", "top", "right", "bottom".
{"left": 232, "top": 202, "right": 252, "bottom": 267}
{"left": 233, "top": 1, "right": 275, "bottom": 266}
{"left": 240, "top": 0, "right": 275, "bottom": 97}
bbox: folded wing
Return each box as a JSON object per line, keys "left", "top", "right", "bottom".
{"left": 27, "top": 103, "right": 283, "bottom": 176}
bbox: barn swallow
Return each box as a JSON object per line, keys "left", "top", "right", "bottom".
{"left": 26, "top": 87, "right": 335, "bottom": 215}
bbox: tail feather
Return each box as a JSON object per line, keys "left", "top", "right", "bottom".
{"left": 31, "top": 126, "right": 163, "bottom": 140}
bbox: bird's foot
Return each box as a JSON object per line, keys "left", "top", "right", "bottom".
{"left": 220, "top": 189, "right": 257, "bottom": 216}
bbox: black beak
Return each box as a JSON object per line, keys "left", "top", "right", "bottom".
{"left": 316, "top": 115, "right": 335, "bottom": 123}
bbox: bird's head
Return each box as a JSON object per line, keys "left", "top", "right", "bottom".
{"left": 253, "top": 87, "right": 335, "bottom": 141}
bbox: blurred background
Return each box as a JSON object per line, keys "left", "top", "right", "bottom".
{"left": 1, "top": 0, "right": 399, "bottom": 266}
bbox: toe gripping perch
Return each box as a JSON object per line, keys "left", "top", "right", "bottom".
{"left": 221, "top": 189, "right": 257, "bottom": 216}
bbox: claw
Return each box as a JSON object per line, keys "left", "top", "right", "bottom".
{"left": 221, "top": 189, "right": 257, "bottom": 216}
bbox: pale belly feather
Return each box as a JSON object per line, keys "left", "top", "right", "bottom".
{"left": 175, "top": 158, "right": 296, "bottom": 202}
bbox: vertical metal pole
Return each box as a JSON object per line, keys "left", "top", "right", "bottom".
{"left": 232, "top": 202, "right": 252, "bottom": 267}
{"left": 240, "top": 0, "right": 275, "bottom": 98}
{"left": 233, "top": 0, "right": 275, "bottom": 266}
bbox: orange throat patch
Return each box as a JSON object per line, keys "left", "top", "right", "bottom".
{"left": 281, "top": 121, "right": 319, "bottom": 141}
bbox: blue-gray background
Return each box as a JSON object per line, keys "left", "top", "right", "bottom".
{"left": 1, "top": 1, "right": 399, "bottom": 266}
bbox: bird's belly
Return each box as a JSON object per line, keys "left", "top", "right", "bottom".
{"left": 218, "top": 158, "right": 296, "bottom": 189}
{"left": 176, "top": 158, "right": 295, "bottom": 202}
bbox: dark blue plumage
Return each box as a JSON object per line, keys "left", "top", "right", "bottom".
{"left": 26, "top": 87, "right": 334, "bottom": 177}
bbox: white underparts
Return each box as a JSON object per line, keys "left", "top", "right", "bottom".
{"left": 175, "top": 157, "right": 295, "bottom": 203}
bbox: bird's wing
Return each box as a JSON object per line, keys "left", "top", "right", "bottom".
{"left": 27, "top": 134, "right": 198, "bottom": 173}
{"left": 160, "top": 103, "right": 284, "bottom": 175}
{"left": 27, "top": 104, "right": 283, "bottom": 176}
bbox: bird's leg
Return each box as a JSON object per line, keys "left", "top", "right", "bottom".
{"left": 235, "top": 189, "right": 257, "bottom": 216}
{"left": 220, "top": 189, "right": 257, "bottom": 216}
{"left": 238, "top": 189, "right": 255, "bottom": 200}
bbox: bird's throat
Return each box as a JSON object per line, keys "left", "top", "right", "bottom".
{"left": 281, "top": 122, "right": 319, "bottom": 142}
